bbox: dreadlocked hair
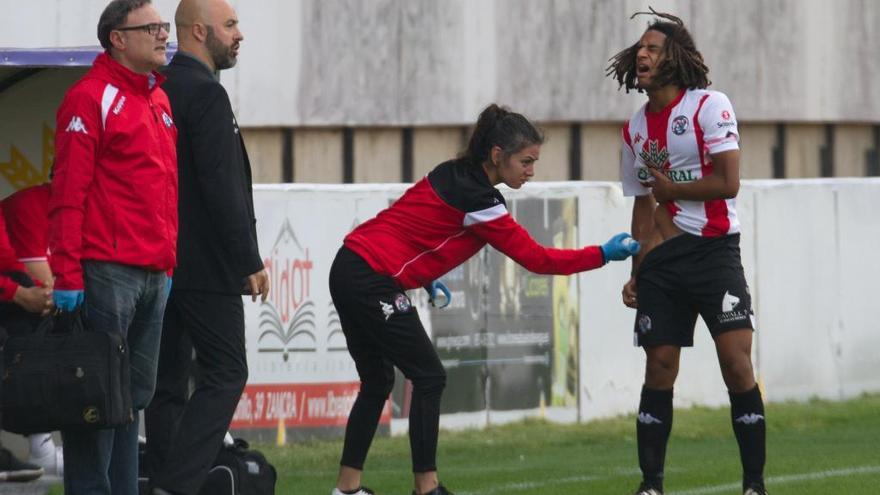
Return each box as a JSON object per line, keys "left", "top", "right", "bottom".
{"left": 605, "top": 7, "right": 710, "bottom": 93}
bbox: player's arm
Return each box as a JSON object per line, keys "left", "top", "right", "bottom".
{"left": 620, "top": 124, "right": 657, "bottom": 308}
{"left": 23, "top": 261, "right": 53, "bottom": 288}
{"left": 645, "top": 149, "right": 740, "bottom": 203}
{"left": 471, "top": 214, "right": 606, "bottom": 274}
{"left": 189, "top": 85, "right": 265, "bottom": 282}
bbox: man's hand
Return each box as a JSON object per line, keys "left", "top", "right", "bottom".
{"left": 246, "top": 269, "right": 270, "bottom": 302}
{"left": 14, "top": 285, "right": 54, "bottom": 315}
{"left": 424, "top": 280, "right": 452, "bottom": 309}
{"left": 53, "top": 289, "right": 83, "bottom": 312}
{"left": 622, "top": 277, "right": 638, "bottom": 308}
{"left": 641, "top": 167, "right": 678, "bottom": 203}
{"left": 600, "top": 233, "right": 641, "bottom": 262}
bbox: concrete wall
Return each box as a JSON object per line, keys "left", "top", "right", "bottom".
{"left": 3, "top": 0, "right": 878, "bottom": 126}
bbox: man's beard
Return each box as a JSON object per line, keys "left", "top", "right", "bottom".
{"left": 206, "top": 26, "right": 237, "bottom": 70}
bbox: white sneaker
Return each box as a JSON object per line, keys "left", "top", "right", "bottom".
{"left": 331, "top": 487, "right": 376, "bottom": 495}
{"left": 28, "top": 445, "right": 63, "bottom": 478}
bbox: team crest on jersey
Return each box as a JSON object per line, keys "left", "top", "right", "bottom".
{"left": 638, "top": 139, "right": 669, "bottom": 169}
{"left": 671, "top": 115, "right": 689, "bottom": 135}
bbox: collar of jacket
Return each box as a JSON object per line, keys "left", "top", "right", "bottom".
{"left": 90, "top": 52, "right": 167, "bottom": 96}
{"left": 171, "top": 51, "right": 220, "bottom": 81}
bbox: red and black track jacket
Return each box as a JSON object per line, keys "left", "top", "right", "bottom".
{"left": 344, "top": 159, "right": 605, "bottom": 290}
{"left": 49, "top": 53, "right": 178, "bottom": 290}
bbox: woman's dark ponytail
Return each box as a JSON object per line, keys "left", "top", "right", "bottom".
{"left": 463, "top": 104, "right": 543, "bottom": 165}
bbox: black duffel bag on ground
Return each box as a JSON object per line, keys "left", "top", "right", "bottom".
{"left": 199, "top": 438, "right": 277, "bottom": 495}
{"left": 0, "top": 309, "right": 133, "bottom": 434}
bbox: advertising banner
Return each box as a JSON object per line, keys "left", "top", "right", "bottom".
{"left": 232, "top": 187, "right": 403, "bottom": 430}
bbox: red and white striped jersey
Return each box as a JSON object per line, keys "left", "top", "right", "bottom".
{"left": 620, "top": 88, "right": 740, "bottom": 237}
{"left": 344, "top": 160, "right": 605, "bottom": 290}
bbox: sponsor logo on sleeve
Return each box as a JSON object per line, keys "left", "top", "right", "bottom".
{"left": 715, "top": 109, "right": 736, "bottom": 128}
{"left": 162, "top": 111, "right": 174, "bottom": 128}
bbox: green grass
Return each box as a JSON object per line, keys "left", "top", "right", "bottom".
{"left": 48, "top": 395, "right": 880, "bottom": 494}
{"left": 265, "top": 394, "right": 880, "bottom": 494}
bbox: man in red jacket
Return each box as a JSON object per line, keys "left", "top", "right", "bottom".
{"left": 48, "top": 0, "right": 178, "bottom": 493}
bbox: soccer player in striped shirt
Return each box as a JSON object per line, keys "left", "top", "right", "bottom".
{"left": 608, "top": 9, "right": 767, "bottom": 495}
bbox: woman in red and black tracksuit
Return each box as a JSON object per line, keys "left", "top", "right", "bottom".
{"left": 329, "top": 104, "right": 640, "bottom": 495}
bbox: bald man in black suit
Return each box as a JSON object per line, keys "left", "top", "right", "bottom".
{"left": 144, "top": 0, "right": 269, "bottom": 493}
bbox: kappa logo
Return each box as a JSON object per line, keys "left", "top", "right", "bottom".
{"left": 633, "top": 132, "right": 643, "bottom": 145}
{"left": 722, "top": 291, "right": 740, "bottom": 312}
{"left": 637, "top": 412, "right": 663, "bottom": 425}
{"left": 65, "top": 116, "right": 88, "bottom": 134}
{"left": 112, "top": 95, "right": 126, "bottom": 115}
{"left": 734, "top": 413, "right": 765, "bottom": 425}
{"left": 380, "top": 301, "right": 394, "bottom": 320}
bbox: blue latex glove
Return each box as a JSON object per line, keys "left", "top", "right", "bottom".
{"left": 54, "top": 289, "right": 84, "bottom": 312}
{"left": 600, "top": 232, "right": 640, "bottom": 262}
{"left": 424, "top": 280, "right": 452, "bottom": 309}
{"left": 165, "top": 276, "right": 173, "bottom": 299}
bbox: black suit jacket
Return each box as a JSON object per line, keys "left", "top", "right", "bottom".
{"left": 162, "top": 53, "right": 263, "bottom": 294}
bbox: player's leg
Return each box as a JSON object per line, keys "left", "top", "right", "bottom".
{"left": 698, "top": 234, "right": 765, "bottom": 494}
{"left": 636, "top": 345, "right": 679, "bottom": 494}
{"left": 633, "top": 236, "right": 698, "bottom": 495}
{"left": 329, "top": 248, "right": 393, "bottom": 494}
{"left": 372, "top": 297, "right": 445, "bottom": 495}
{"left": 713, "top": 329, "right": 765, "bottom": 494}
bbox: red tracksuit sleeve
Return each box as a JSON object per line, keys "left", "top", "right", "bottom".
{"left": 0, "top": 204, "right": 23, "bottom": 301}
{"left": 469, "top": 214, "right": 605, "bottom": 275}
{"left": 49, "top": 90, "right": 100, "bottom": 290}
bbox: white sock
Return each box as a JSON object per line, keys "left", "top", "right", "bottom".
{"left": 28, "top": 434, "right": 55, "bottom": 458}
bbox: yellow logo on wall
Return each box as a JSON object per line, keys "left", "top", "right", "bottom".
{"left": 0, "top": 124, "right": 54, "bottom": 191}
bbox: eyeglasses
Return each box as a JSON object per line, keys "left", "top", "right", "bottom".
{"left": 115, "top": 22, "right": 170, "bottom": 37}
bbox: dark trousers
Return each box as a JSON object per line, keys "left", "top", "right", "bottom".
{"left": 329, "top": 246, "right": 446, "bottom": 473}
{"left": 144, "top": 290, "right": 248, "bottom": 495}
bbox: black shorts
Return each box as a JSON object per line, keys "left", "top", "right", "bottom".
{"left": 634, "top": 233, "right": 755, "bottom": 347}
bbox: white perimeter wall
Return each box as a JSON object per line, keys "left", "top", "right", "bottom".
{"left": 249, "top": 178, "right": 880, "bottom": 426}
{"left": 576, "top": 178, "right": 880, "bottom": 420}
